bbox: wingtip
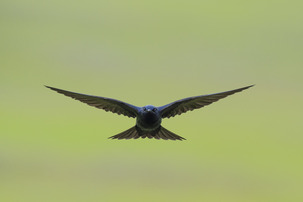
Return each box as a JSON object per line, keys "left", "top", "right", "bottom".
{"left": 241, "top": 84, "right": 255, "bottom": 90}
{"left": 44, "top": 85, "right": 52, "bottom": 89}
{"left": 45, "top": 85, "right": 59, "bottom": 91}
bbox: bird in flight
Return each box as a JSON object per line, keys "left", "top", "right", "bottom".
{"left": 46, "top": 85, "right": 253, "bottom": 140}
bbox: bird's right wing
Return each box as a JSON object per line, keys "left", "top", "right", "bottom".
{"left": 159, "top": 85, "right": 254, "bottom": 118}
{"left": 45, "top": 86, "right": 139, "bottom": 118}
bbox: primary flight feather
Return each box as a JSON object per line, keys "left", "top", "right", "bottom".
{"left": 46, "top": 85, "right": 253, "bottom": 140}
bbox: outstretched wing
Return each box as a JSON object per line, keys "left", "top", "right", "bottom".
{"left": 45, "top": 86, "right": 139, "bottom": 118}
{"left": 159, "top": 85, "right": 254, "bottom": 119}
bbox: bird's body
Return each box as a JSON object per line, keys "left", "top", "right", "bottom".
{"left": 137, "top": 105, "right": 161, "bottom": 131}
{"left": 46, "top": 85, "right": 253, "bottom": 140}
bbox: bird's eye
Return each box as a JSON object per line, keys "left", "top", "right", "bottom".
{"left": 143, "top": 107, "right": 146, "bottom": 111}
{"left": 152, "top": 108, "right": 157, "bottom": 112}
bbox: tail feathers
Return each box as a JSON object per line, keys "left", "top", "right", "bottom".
{"left": 109, "top": 126, "right": 139, "bottom": 140}
{"left": 109, "top": 126, "right": 186, "bottom": 141}
{"left": 159, "top": 126, "right": 186, "bottom": 140}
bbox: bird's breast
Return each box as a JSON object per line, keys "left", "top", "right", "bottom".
{"left": 136, "top": 112, "right": 161, "bottom": 130}
{"left": 143, "top": 113, "right": 158, "bottom": 124}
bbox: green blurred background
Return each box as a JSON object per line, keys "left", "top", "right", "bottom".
{"left": 1, "top": 0, "right": 302, "bottom": 201}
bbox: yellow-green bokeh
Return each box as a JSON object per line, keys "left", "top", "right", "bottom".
{"left": 1, "top": 0, "right": 302, "bottom": 201}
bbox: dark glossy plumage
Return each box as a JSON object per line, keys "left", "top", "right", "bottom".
{"left": 159, "top": 85, "right": 253, "bottom": 118}
{"left": 46, "top": 85, "right": 253, "bottom": 140}
{"left": 45, "top": 86, "right": 139, "bottom": 118}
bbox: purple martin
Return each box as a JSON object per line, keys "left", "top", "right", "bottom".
{"left": 45, "top": 85, "right": 253, "bottom": 140}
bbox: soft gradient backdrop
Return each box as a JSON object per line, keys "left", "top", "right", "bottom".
{"left": 1, "top": 0, "right": 302, "bottom": 201}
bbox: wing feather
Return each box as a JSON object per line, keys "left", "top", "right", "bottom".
{"left": 46, "top": 86, "right": 139, "bottom": 118}
{"left": 159, "top": 85, "right": 254, "bottom": 118}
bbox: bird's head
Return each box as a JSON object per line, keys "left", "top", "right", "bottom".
{"left": 141, "top": 105, "right": 158, "bottom": 114}
{"left": 137, "top": 105, "right": 161, "bottom": 126}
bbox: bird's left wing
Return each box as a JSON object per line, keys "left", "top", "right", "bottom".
{"left": 159, "top": 85, "right": 254, "bottom": 119}
{"left": 45, "top": 86, "right": 139, "bottom": 118}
